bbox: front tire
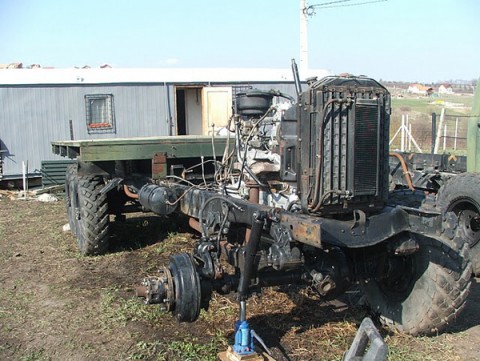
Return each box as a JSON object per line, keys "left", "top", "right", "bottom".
{"left": 76, "top": 175, "right": 110, "bottom": 256}
{"left": 361, "top": 234, "right": 471, "bottom": 335}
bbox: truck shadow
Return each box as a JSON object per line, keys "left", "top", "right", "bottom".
{"left": 108, "top": 213, "right": 192, "bottom": 253}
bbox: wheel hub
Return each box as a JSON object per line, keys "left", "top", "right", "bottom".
{"left": 379, "top": 255, "right": 415, "bottom": 302}
{"left": 136, "top": 253, "right": 204, "bottom": 322}
{"left": 458, "top": 209, "right": 480, "bottom": 247}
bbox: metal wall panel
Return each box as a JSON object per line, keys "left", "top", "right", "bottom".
{"left": 0, "top": 84, "right": 171, "bottom": 177}
{"left": 0, "top": 81, "right": 296, "bottom": 178}
{"left": 41, "top": 160, "right": 76, "bottom": 187}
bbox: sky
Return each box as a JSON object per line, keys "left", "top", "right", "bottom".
{"left": 0, "top": 0, "right": 479, "bottom": 83}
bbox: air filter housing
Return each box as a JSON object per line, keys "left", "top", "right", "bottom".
{"left": 236, "top": 89, "right": 274, "bottom": 117}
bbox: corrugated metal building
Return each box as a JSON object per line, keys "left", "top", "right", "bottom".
{"left": 0, "top": 67, "right": 329, "bottom": 180}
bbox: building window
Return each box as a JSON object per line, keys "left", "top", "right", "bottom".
{"left": 85, "top": 94, "right": 115, "bottom": 134}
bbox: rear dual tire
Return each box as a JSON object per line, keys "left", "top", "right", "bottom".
{"left": 65, "top": 166, "right": 110, "bottom": 256}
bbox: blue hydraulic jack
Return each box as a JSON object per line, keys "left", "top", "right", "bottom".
{"left": 233, "top": 319, "right": 255, "bottom": 355}
{"left": 217, "top": 301, "right": 276, "bottom": 361}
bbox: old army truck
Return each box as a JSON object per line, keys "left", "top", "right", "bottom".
{"left": 53, "top": 75, "right": 471, "bottom": 345}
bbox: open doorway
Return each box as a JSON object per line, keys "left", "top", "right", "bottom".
{"left": 175, "top": 87, "right": 202, "bottom": 135}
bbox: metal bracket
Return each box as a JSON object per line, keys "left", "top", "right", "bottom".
{"left": 350, "top": 209, "right": 367, "bottom": 236}
{"left": 100, "top": 177, "right": 123, "bottom": 194}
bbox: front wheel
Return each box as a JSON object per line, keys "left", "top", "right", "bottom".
{"left": 360, "top": 234, "right": 471, "bottom": 335}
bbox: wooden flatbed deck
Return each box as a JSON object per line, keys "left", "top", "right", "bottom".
{"left": 52, "top": 136, "right": 228, "bottom": 162}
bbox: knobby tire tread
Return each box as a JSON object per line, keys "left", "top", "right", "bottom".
{"left": 362, "top": 229, "right": 471, "bottom": 336}
{"left": 77, "top": 175, "right": 110, "bottom": 256}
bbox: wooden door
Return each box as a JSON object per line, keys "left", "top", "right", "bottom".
{"left": 201, "top": 87, "right": 232, "bottom": 135}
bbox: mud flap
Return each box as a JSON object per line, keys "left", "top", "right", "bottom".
{"left": 343, "top": 317, "right": 387, "bottom": 361}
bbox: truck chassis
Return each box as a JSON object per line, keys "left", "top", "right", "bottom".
{"left": 53, "top": 75, "right": 472, "bottom": 356}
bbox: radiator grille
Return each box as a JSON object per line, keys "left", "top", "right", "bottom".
{"left": 297, "top": 75, "right": 390, "bottom": 215}
{"left": 354, "top": 105, "right": 379, "bottom": 195}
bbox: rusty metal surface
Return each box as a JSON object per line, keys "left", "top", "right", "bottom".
{"left": 245, "top": 183, "right": 260, "bottom": 242}
{"left": 152, "top": 152, "right": 167, "bottom": 180}
{"left": 123, "top": 185, "right": 139, "bottom": 199}
{"left": 135, "top": 285, "right": 148, "bottom": 298}
{"left": 278, "top": 212, "right": 322, "bottom": 248}
{"left": 188, "top": 217, "right": 202, "bottom": 233}
{"left": 175, "top": 184, "right": 435, "bottom": 249}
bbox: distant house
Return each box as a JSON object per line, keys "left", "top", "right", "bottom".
{"left": 0, "top": 63, "right": 23, "bottom": 69}
{"left": 407, "top": 83, "right": 433, "bottom": 96}
{"left": 438, "top": 84, "right": 454, "bottom": 95}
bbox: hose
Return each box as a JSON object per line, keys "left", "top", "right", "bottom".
{"left": 123, "top": 185, "right": 139, "bottom": 199}
{"left": 389, "top": 152, "right": 415, "bottom": 191}
{"left": 233, "top": 116, "right": 268, "bottom": 188}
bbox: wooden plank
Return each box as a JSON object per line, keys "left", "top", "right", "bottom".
{"left": 51, "top": 135, "right": 222, "bottom": 147}
{"left": 51, "top": 136, "right": 228, "bottom": 162}
{"left": 77, "top": 138, "right": 227, "bottom": 162}
{"left": 32, "top": 185, "right": 64, "bottom": 195}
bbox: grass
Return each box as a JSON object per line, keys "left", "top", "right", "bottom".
{"left": 199, "top": 294, "right": 237, "bottom": 324}
{"left": 19, "top": 349, "right": 51, "bottom": 361}
{"left": 154, "top": 233, "right": 193, "bottom": 255}
{"left": 386, "top": 333, "right": 457, "bottom": 361}
{"left": 101, "top": 288, "right": 167, "bottom": 327}
{"left": 128, "top": 333, "right": 227, "bottom": 361}
{"left": 392, "top": 95, "right": 473, "bottom": 115}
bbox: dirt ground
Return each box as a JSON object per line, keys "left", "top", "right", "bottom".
{"left": 1, "top": 195, "right": 479, "bottom": 361}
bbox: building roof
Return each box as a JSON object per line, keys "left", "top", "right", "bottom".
{"left": 0, "top": 67, "right": 330, "bottom": 85}
{"left": 409, "top": 83, "right": 430, "bottom": 91}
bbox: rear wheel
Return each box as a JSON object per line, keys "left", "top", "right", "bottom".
{"left": 76, "top": 175, "right": 110, "bottom": 256}
{"left": 437, "top": 173, "right": 480, "bottom": 276}
{"left": 361, "top": 234, "right": 471, "bottom": 335}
